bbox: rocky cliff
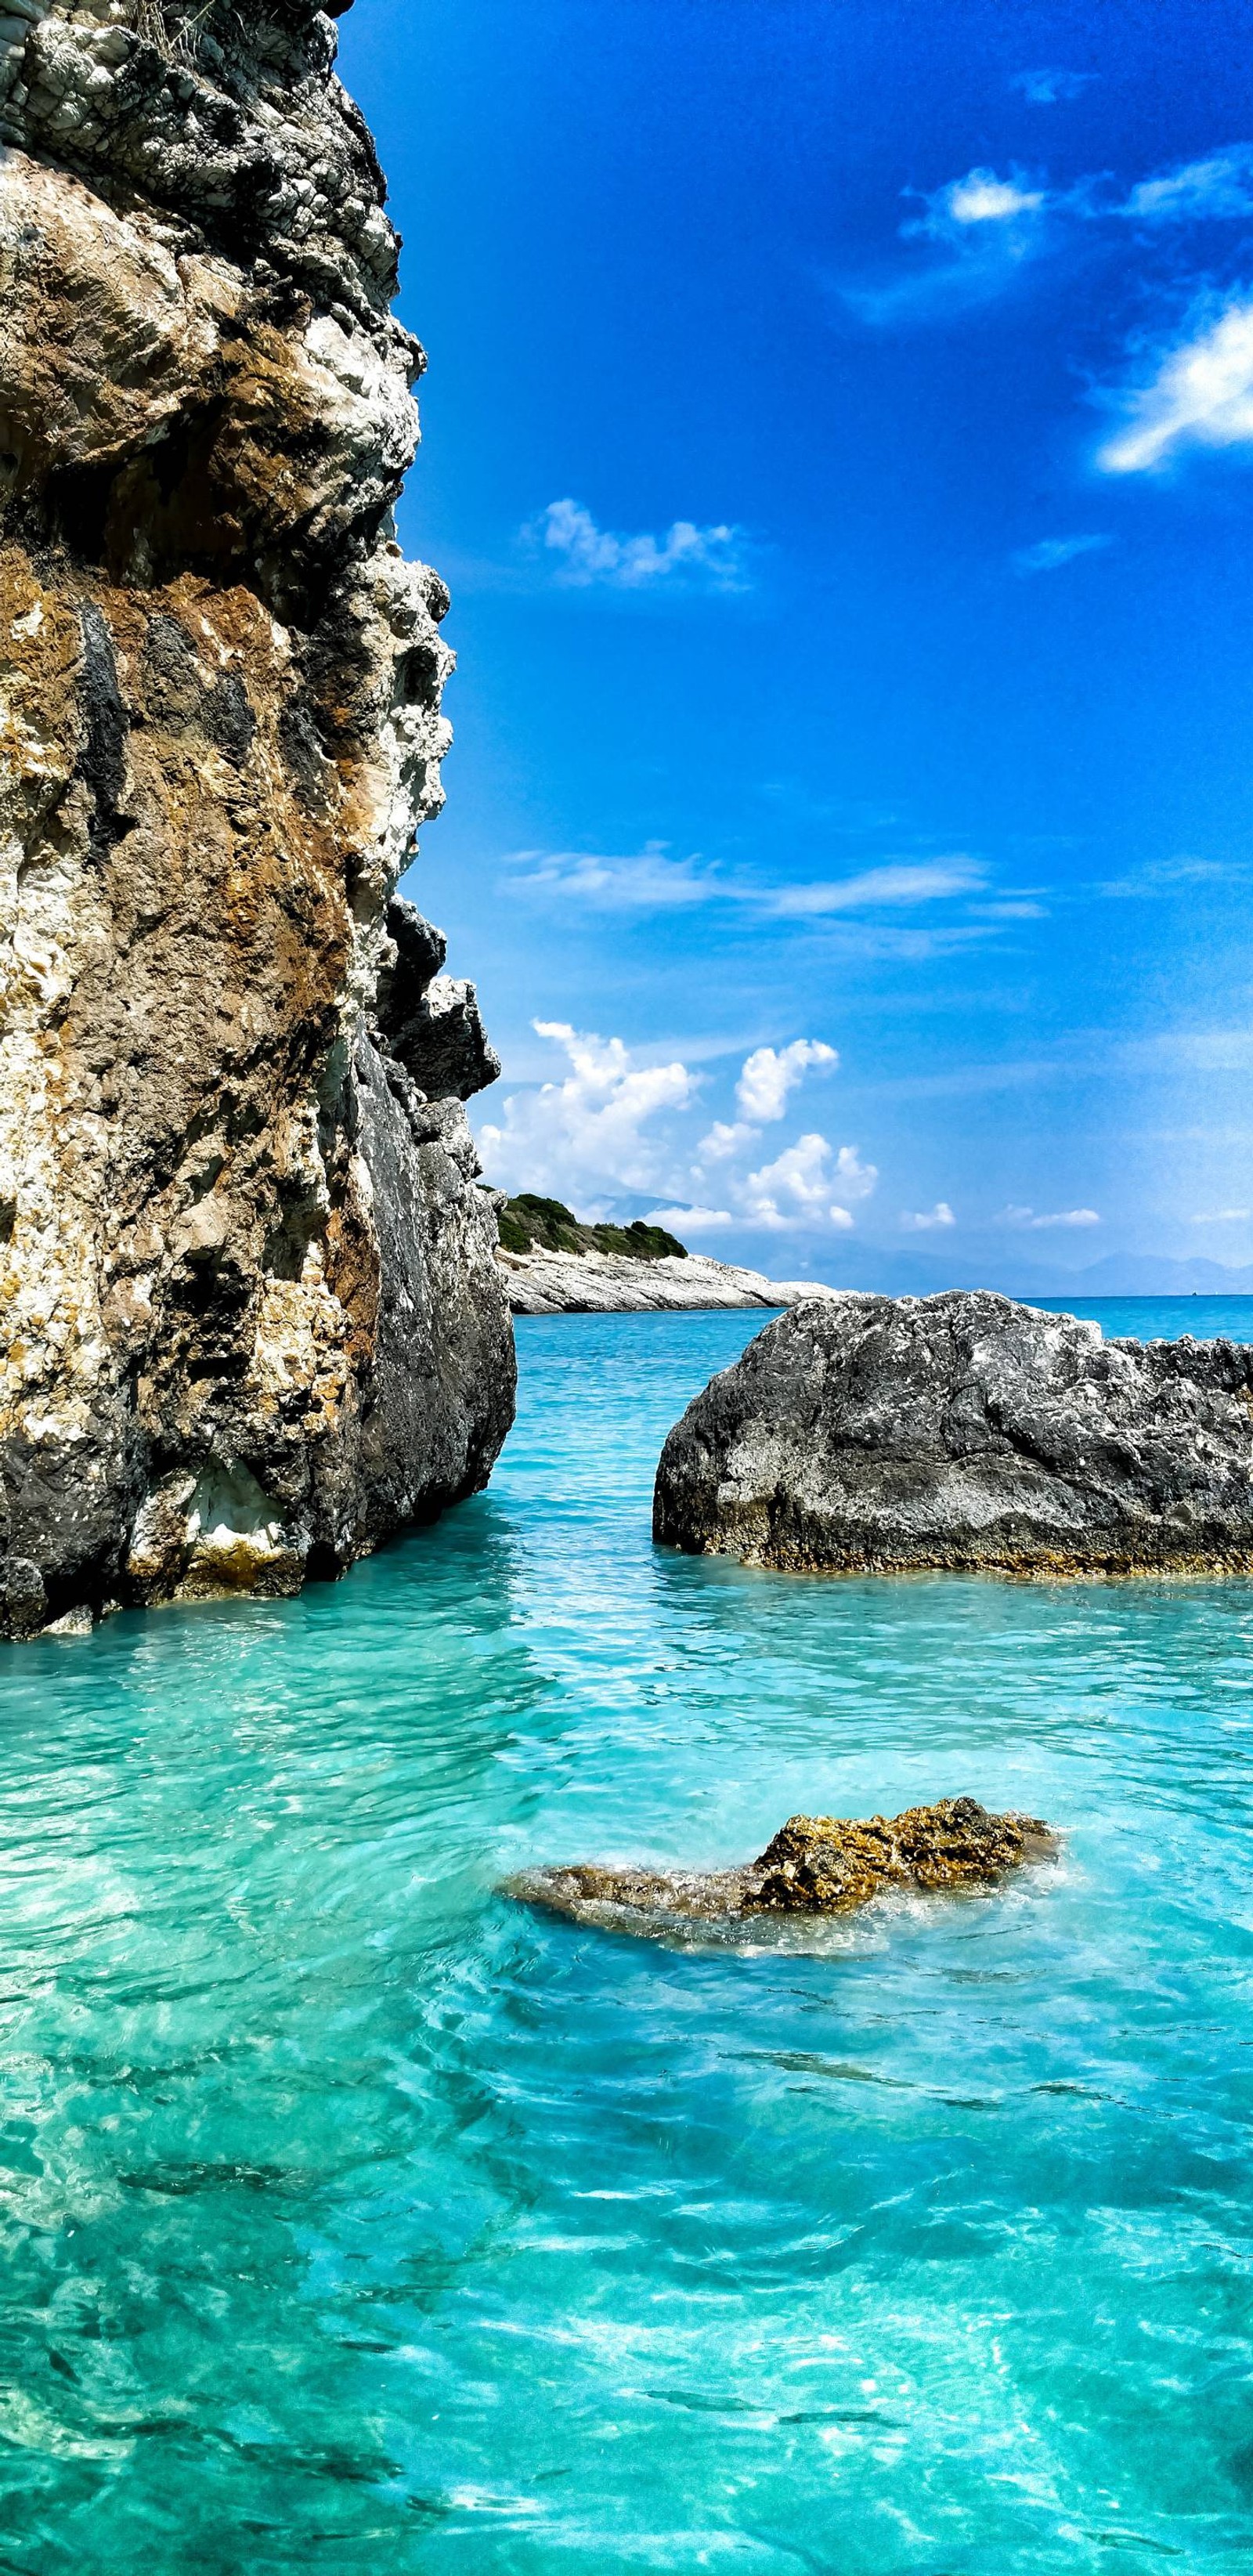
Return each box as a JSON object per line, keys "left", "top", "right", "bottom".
{"left": 655, "top": 1291, "right": 1253, "bottom": 1573}
{"left": 0, "top": 0, "right": 515, "bottom": 1637}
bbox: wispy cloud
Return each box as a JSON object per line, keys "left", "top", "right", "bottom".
{"left": 1096, "top": 293, "right": 1253, "bottom": 473}
{"left": 503, "top": 843, "right": 723, "bottom": 910}
{"left": 523, "top": 497, "right": 750, "bottom": 593}
{"left": 500, "top": 845, "right": 990, "bottom": 924}
{"left": 1120, "top": 147, "right": 1253, "bottom": 226}
{"left": 1002, "top": 1204, "right": 1100, "bottom": 1229}
{"left": 762, "top": 860, "right": 988, "bottom": 917}
{"left": 843, "top": 141, "right": 1253, "bottom": 349}
{"left": 843, "top": 165, "right": 1060, "bottom": 323}
{"left": 1096, "top": 854, "right": 1237, "bottom": 897}
{"left": 1010, "top": 67, "right": 1096, "bottom": 105}
{"left": 1011, "top": 533, "right": 1113, "bottom": 575}
{"left": 901, "top": 1202, "right": 956, "bottom": 1230}
{"left": 1193, "top": 1206, "right": 1251, "bottom": 1223}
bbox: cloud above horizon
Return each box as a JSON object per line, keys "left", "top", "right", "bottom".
{"left": 474, "top": 1023, "right": 876, "bottom": 1237}
{"left": 524, "top": 497, "right": 750, "bottom": 593}
{"left": 1002, "top": 1204, "right": 1101, "bottom": 1229}
{"left": 476, "top": 1021, "right": 699, "bottom": 1205}
{"left": 901, "top": 1202, "right": 956, "bottom": 1230}
{"left": 741, "top": 1135, "right": 877, "bottom": 1231}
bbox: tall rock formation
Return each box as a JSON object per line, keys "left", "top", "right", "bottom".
{"left": 0, "top": 0, "right": 516, "bottom": 1636}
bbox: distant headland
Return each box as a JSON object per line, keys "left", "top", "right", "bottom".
{"left": 493, "top": 1193, "right": 843, "bottom": 1315}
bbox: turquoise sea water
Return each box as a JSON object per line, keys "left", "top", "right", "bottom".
{"left": 2, "top": 1298, "right": 1253, "bottom": 2571}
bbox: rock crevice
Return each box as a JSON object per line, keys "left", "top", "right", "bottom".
{"left": 0, "top": 0, "right": 515, "bottom": 1636}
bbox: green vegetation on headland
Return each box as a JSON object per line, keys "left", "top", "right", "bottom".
{"left": 497, "top": 1194, "right": 688, "bottom": 1263}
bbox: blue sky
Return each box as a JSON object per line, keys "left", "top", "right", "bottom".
{"left": 339, "top": 0, "right": 1253, "bottom": 1288}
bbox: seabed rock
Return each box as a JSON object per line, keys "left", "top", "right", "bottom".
{"left": 509, "top": 1797, "right": 1058, "bottom": 1942}
{"left": 0, "top": 1, "right": 516, "bottom": 1636}
{"left": 654, "top": 1290, "right": 1253, "bottom": 1575}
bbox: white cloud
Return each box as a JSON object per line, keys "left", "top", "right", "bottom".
{"left": 1098, "top": 295, "right": 1253, "bottom": 474}
{"left": 476, "top": 1021, "right": 699, "bottom": 1201}
{"left": 1121, "top": 148, "right": 1253, "bottom": 225}
{"left": 930, "top": 170, "right": 1047, "bottom": 231}
{"left": 525, "top": 498, "right": 749, "bottom": 593}
{"left": 901, "top": 1203, "right": 956, "bottom": 1230}
{"left": 1010, "top": 67, "right": 1096, "bottom": 105}
{"left": 699, "top": 1118, "right": 758, "bottom": 1163}
{"left": 476, "top": 1021, "right": 885, "bottom": 1244}
{"left": 1194, "top": 1207, "right": 1251, "bottom": 1223}
{"left": 645, "top": 1205, "right": 732, "bottom": 1233}
{"left": 1012, "top": 533, "right": 1112, "bottom": 575}
{"left": 1002, "top": 1205, "right": 1100, "bottom": 1229}
{"left": 742, "top": 1135, "right": 877, "bottom": 1231}
{"left": 736, "top": 1039, "right": 838, "bottom": 1123}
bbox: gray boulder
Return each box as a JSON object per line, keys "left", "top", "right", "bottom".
{"left": 653, "top": 1290, "right": 1253, "bottom": 1573}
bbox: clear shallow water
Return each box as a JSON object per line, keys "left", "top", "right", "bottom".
{"left": 2, "top": 1302, "right": 1252, "bottom": 2572}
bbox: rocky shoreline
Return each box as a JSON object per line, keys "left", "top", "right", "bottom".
{"left": 500, "top": 1248, "right": 847, "bottom": 1315}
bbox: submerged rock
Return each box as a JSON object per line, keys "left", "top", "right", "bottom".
{"left": 510, "top": 1797, "right": 1057, "bottom": 1938}
{"left": 654, "top": 1291, "right": 1253, "bottom": 1574}
{"left": 0, "top": 2, "right": 515, "bottom": 1635}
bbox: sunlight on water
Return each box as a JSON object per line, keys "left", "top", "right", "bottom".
{"left": 1, "top": 1302, "right": 1251, "bottom": 2571}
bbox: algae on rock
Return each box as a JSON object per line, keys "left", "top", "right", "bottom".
{"left": 0, "top": 0, "right": 515, "bottom": 1635}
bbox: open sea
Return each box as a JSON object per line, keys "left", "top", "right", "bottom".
{"left": 2, "top": 1296, "right": 1252, "bottom": 2572}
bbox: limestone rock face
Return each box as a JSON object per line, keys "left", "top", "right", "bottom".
{"left": 654, "top": 1291, "right": 1253, "bottom": 1574}
{"left": 510, "top": 1798, "right": 1058, "bottom": 1942}
{"left": 500, "top": 1248, "right": 852, "bottom": 1317}
{"left": 0, "top": 0, "right": 515, "bottom": 1635}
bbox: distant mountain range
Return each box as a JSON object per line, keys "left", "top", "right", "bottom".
{"left": 786, "top": 1248, "right": 1253, "bottom": 1299}
{"left": 541, "top": 1192, "right": 1253, "bottom": 1301}
{"left": 598, "top": 1208, "right": 1253, "bottom": 1298}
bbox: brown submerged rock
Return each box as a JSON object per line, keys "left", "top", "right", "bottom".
{"left": 510, "top": 1797, "right": 1057, "bottom": 1938}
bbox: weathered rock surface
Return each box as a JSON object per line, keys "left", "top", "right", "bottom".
{"left": 0, "top": 0, "right": 515, "bottom": 1635}
{"left": 510, "top": 1797, "right": 1057, "bottom": 1940}
{"left": 653, "top": 1291, "right": 1253, "bottom": 1573}
{"left": 501, "top": 1248, "right": 852, "bottom": 1317}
